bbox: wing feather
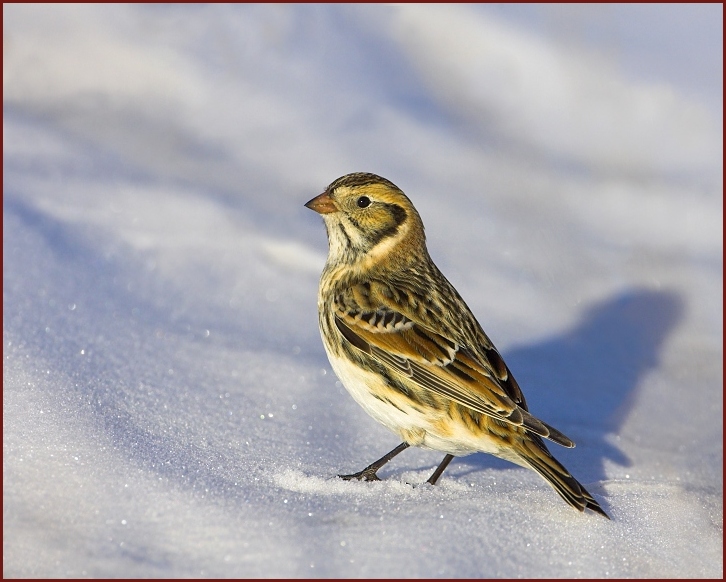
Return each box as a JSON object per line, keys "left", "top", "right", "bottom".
{"left": 334, "top": 290, "right": 574, "bottom": 448}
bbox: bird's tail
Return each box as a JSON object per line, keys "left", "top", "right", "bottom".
{"left": 518, "top": 437, "right": 610, "bottom": 519}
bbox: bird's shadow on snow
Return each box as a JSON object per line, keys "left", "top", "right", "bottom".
{"left": 446, "top": 289, "right": 684, "bottom": 485}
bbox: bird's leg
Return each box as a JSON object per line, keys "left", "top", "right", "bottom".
{"left": 339, "top": 442, "right": 410, "bottom": 481}
{"left": 426, "top": 454, "right": 454, "bottom": 485}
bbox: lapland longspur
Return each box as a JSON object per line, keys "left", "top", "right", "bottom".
{"left": 305, "top": 172, "right": 608, "bottom": 518}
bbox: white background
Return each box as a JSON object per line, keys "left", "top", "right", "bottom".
{"left": 4, "top": 4, "right": 722, "bottom": 577}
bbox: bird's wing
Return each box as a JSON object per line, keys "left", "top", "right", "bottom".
{"left": 333, "top": 286, "right": 573, "bottom": 447}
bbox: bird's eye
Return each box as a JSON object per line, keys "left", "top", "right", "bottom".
{"left": 357, "top": 196, "right": 371, "bottom": 208}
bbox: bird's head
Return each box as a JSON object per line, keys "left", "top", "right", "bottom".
{"left": 305, "top": 172, "right": 427, "bottom": 273}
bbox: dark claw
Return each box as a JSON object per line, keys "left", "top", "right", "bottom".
{"left": 337, "top": 442, "right": 410, "bottom": 483}
{"left": 338, "top": 470, "right": 381, "bottom": 482}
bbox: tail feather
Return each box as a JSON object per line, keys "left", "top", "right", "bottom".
{"left": 520, "top": 438, "right": 610, "bottom": 519}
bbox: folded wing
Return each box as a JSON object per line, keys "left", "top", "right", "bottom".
{"left": 334, "top": 290, "right": 574, "bottom": 448}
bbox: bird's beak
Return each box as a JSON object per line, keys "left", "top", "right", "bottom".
{"left": 304, "top": 192, "right": 338, "bottom": 214}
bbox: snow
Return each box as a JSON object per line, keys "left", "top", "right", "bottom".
{"left": 3, "top": 4, "right": 722, "bottom": 578}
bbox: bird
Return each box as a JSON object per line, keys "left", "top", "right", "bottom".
{"left": 304, "top": 172, "right": 609, "bottom": 518}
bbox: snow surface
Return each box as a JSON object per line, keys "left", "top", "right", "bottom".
{"left": 3, "top": 4, "right": 722, "bottom": 578}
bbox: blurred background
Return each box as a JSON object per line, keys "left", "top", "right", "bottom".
{"left": 3, "top": 4, "right": 722, "bottom": 578}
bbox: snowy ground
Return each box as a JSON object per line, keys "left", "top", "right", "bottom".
{"left": 3, "top": 4, "right": 722, "bottom": 578}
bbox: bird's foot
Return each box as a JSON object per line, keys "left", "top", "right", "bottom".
{"left": 338, "top": 469, "right": 381, "bottom": 482}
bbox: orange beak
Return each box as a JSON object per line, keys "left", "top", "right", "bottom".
{"left": 304, "top": 192, "right": 338, "bottom": 214}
